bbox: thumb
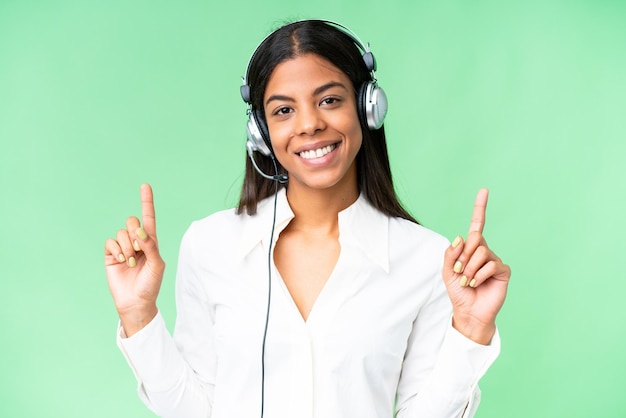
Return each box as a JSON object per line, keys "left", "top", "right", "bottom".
{"left": 135, "top": 227, "right": 164, "bottom": 268}
{"left": 443, "top": 235, "right": 464, "bottom": 279}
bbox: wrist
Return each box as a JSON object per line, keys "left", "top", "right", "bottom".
{"left": 118, "top": 304, "right": 158, "bottom": 337}
{"left": 452, "top": 315, "right": 496, "bottom": 346}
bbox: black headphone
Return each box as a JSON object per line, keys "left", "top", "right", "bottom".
{"left": 240, "top": 20, "right": 388, "bottom": 160}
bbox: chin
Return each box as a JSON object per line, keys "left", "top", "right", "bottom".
{"left": 292, "top": 171, "right": 356, "bottom": 193}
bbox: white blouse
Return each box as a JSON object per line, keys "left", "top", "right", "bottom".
{"left": 118, "top": 189, "right": 499, "bottom": 418}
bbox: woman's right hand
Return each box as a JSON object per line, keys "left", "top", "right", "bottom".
{"left": 104, "top": 183, "right": 165, "bottom": 337}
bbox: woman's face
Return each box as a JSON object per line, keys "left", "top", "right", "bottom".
{"left": 263, "top": 53, "right": 362, "bottom": 195}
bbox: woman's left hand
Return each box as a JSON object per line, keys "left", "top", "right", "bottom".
{"left": 443, "top": 188, "right": 511, "bottom": 345}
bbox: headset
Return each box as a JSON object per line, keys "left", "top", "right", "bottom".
{"left": 240, "top": 19, "right": 388, "bottom": 180}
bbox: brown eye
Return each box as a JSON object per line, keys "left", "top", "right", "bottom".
{"left": 320, "top": 97, "right": 341, "bottom": 106}
{"left": 275, "top": 106, "right": 292, "bottom": 116}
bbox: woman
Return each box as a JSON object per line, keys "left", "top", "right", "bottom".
{"left": 104, "top": 20, "right": 510, "bottom": 418}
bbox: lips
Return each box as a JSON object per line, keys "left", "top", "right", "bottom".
{"left": 297, "top": 144, "right": 337, "bottom": 160}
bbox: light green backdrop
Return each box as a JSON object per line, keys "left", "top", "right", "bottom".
{"left": 1, "top": 0, "right": 624, "bottom": 417}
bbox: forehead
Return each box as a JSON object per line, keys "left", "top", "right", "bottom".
{"left": 264, "top": 53, "right": 351, "bottom": 94}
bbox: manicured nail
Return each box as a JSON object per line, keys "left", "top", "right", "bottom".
{"left": 453, "top": 261, "right": 463, "bottom": 274}
{"left": 452, "top": 236, "right": 462, "bottom": 248}
{"left": 469, "top": 278, "right": 477, "bottom": 288}
{"left": 136, "top": 227, "right": 148, "bottom": 241}
{"left": 460, "top": 275, "right": 468, "bottom": 287}
{"left": 117, "top": 253, "right": 126, "bottom": 263}
{"left": 133, "top": 240, "right": 141, "bottom": 251}
{"left": 128, "top": 256, "right": 136, "bottom": 268}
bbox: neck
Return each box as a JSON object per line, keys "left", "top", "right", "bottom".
{"left": 285, "top": 183, "right": 358, "bottom": 234}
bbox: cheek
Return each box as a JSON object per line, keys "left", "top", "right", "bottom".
{"left": 345, "top": 115, "right": 364, "bottom": 150}
{"left": 331, "top": 105, "right": 362, "bottom": 138}
{"left": 265, "top": 121, "right": 290, "bottom": 150}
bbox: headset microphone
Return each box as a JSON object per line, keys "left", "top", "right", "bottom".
{"left": 246, "top": 141, "right": 289, "bottom": 183}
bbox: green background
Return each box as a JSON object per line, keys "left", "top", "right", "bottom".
{"left": 1, "top": 0, "right": 624, "bottom": 417}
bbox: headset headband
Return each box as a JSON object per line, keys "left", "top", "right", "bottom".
{"left": 240, "top": 19, "right": 377, "bottom": 104}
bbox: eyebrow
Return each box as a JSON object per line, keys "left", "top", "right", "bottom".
{"left": 265, "top": 81, "right": 349, "bottom": 106}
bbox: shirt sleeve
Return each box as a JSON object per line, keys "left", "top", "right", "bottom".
{"left": 395, "top": 269, "right": 500, "bottom": 418}
{"left": 116, "top": 226, "right": 216, "bottom": 418}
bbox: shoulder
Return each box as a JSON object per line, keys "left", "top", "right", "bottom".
{"left": 348, "top": 195, "right": 450, "bottom": 262}
{"left": 179, "top": 190, "right": 290, "bottom": 260}
{"left": 179, "top": 207, "right": 247, "bottom": 255}
{"left": 388, "top": 216, "right": 450, "bottom": 266}
{"left": 390, "top": 217, "right": 449, "bottom": 248}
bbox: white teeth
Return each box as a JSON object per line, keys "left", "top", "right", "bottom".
{"left": 299, "top": 144, "right": 336, "bottom": 160}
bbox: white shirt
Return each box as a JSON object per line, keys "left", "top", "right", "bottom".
{"left": 118, "top": 189, "right": 499, "bottom": 418}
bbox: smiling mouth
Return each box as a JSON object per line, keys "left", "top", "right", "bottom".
{"left": 298, "top": 144, "right": 337, "bottom": 160}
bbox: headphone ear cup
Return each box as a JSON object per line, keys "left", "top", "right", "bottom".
{"left": 246, "top": 110, "right": 273, "bottom": 157}
{"left": 358, "top": 81, "right": 388, "bottom": 130}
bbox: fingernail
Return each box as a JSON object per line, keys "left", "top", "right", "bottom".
{"left": 453, "top": 261, "right": 463, "bottom": 274}
{"left": 469, "top": 278, "right": 477, "bottom": 288}
{"left": 117, "top": 253, "right": 126, "bottom": 263}
{"left": 128, "top": 257, "right": 136, "bottom": 268}
{"left": 136, "top": 227, "right": 148, "bottom": 241}
{"left": 460, "top": 275, "right": 468, "bottom": 287}
{"left": 133, "top": 240, "right": 141, "bottom": 251}
{"left": 451, "top": 236, "right": 462, "bottom": 248}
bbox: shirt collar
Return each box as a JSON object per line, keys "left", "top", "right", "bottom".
{"left": 238, "top": 188, "right": 389, "bottom": 272}
{"left": 238, "top": 188, "right": 294, "bottom": 259}
{"left": 337, "top": 193, "right": 390, "bottom": 273}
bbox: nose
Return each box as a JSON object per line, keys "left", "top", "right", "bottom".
{"left": 296, "top": 105, "right": 326, "bottom": 136}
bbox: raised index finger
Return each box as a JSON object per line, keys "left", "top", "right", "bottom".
{"left": 140, "top": 183, "right": 157, "bottom": 237}
{"left": 469, "top": 188, "right": 489, "bottom": 234}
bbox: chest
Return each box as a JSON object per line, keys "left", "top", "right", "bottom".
{"left": 213, "top": 241, "right": 428, "bottom": 358}
{"left": 273, "top": 229, "right": 340, "bottom": 321}
{"left": 208, "top": 237, "right": 439, "bottom": 416}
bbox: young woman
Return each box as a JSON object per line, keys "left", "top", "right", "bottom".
{"left": 104, "top": 20, "right": 510, "bottom": 418}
